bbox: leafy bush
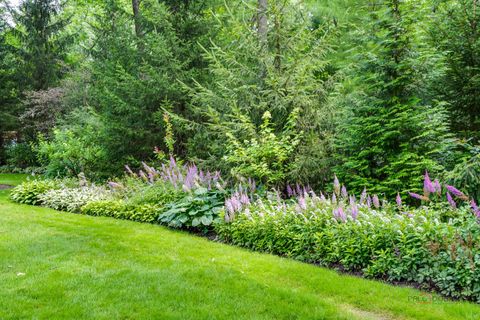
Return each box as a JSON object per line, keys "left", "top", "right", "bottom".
{"left": 39, "top": 185, "right": 111, "bottom": 213}
{"left": 81, "top": 200, "right": 162, "bottom": 223}
{"left": 123, "top": 204, "right": 163, "bottom": 223}
{"left": 216, "top": 177, "right": 480, "bottom": 302}
{"left": 223, "top": 110, "right": 301, "bottom": 187}
{"left": 80, "top": 200, "right": 126, "bottom": 218}
{"left": 159, "top": 187, "right": 225, "bottom": 229}
{"left": 124, "top": 180, "right": 184, "bottom": 206}
{"left": 10, "top": 180, "right": 59, "bottom": 205}
{"left": 36, "top": 110, "right": 110, "bottom": 179}
{"left": 5, "top": 142, "right": 38, "bottom": 168}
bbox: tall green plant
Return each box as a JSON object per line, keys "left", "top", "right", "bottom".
{"left": 183, "top": 0, "right": 337, "bottom": 186}
{"left": 335, "top": 0, "right": 454, "bottom": 197}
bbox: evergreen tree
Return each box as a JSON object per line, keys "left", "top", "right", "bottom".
{"left": 12, "top": 0, "right": 71, "bottom": 90}
{"left": 183, "top": 0, "right": 337, "bottom": 187}
{"left": 335, "top": 0, "right": 454, "bottom": 197}
{"left": 431, "top": 0, "right": 480, "bottom": 141}
{"left": 0, "top": 6, "right": 20, "bottom": 164}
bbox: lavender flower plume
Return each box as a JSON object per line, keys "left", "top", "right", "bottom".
{"left": 349, "top": 195, "right": 356, "bottom": 206}
{"left": 446, "top": 192, "right": 456, "bottom": 208}
{"left": 320, "top": 192, "right": 326, "bottom": 202}
{"left": 125, "top": 165, "right": 134, "bottom": 176}
{"left": 470, "top": 200, "right": 480, "bottom": 218}
{"left": 471, "top": 199, "right": 479, "bottom": 212}
{"left": 360, "top": 188, "right": 367, "bottom": 204}
{"left": 350, "top": 204, "right": 359, "bottom": 220}
{"left": 433, "top": 179, "right": 441, "bottom": 194}
{"left": 423, "top": 171, "right": 435, "bottom": 196}
{"left": 396, "top": 193, "right": 402, "bottom": 208}
{"left": 331, "top": 193, "right": 337, "bottom": 204}
{"left": 286, "top": 184, "right": 293, "bottom": 197}
{"left": 298, "top": 196, "right": 307, "bottom": 211}
{"left": 108, "top": 181, "right": 123, "bottom": 189}
{"left": 372, "top": 195, "right": 380, "bottom": 208}
{"left": 333, "top": 175, "right": 340, "bottom": 196}
{"left": 445, "top": 185, "right": 467, "bottom": 200}
{"left": 341, "top": 185, "right": 348, "bottom": 198}
{"left": 408, "top": 192, "right": 429, "bottom": 201}
{"left": 366, "top": 195, "right": 372, "bottom": 208}
{"left": 333, "top": 207, "right": 346, "bottom": 222}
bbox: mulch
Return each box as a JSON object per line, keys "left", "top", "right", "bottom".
{"left": 0, "top": 184, "right": 13, "bottom": 190}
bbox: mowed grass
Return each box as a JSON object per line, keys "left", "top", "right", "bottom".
{"left": 0, "top": 173, "right": 28, "bottom": 186}
{"left": 1, "top": 174, "right": 479, "bottom": 319}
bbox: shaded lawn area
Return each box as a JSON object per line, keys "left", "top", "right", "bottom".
{"left": 0, "top": 174, "right": 479, "bottom": 319}
{"left": 0, "top": 173, "right": 28, "bottom": 187}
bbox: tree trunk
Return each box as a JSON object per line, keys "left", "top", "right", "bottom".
{"left": 257, "top": 0, "right": 268, "bottom": 49}
{"left": 132, "top": 0, "right": 142, "bottom": 39}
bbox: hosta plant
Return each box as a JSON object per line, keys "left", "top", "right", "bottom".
{"left": 10, "top": 180, "right": 59, "bottom": 205}
{"left": 159, "top": 187, "right": 225, "bottom": 229}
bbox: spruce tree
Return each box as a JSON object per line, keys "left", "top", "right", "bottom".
{"left": 335, "top": 0, "right": 454, "bottom": 197}
{"left": 13, "top": 0, "right": 71, "bottom": 90}
{"left": 431, "top": 0, "right": 480, "bottom": 141}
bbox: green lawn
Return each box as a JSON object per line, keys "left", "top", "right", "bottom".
{"left": 1, "top": 174, "right": 479, "bottom": 319}
{"left": 0, "top": 173, "right": 28, "bottom": 186}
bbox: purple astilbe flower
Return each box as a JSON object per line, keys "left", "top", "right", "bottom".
{"left": 350, "top": 204, "right": 359, "bottom": 220}
{"left": 445, "top": 185, "right": 468, "bottom": 200}
{"left": 423, "top": 171, "right": 435, "bottom": 196}
{"left": 248, "top": 178, "right": 256, "bottom": 194}
{"left": 366, "top": 195, "right": 372, "bottom": 208}
{"left": 470, "top": 200, "right": 480, "bottom": 218}
{"left": 169, "top": 156, "right": 177, "bottom": 168}
{"left": 331, "top": 193, "right": 337, "bottom": 204}
{"left": 139, "top": 170, "right": 148, "bottom": 182}
{"left": 349, "top": 195, "right": 356, "bottom": 206}
{"left": 333, "top": 175, "right": 340, "bottom": 196}
{"left": 240, "top": 193, "right": 250, "bottom": 205}
{"left": 471, "top": 199, "right": 479, "bottom": 212}
{"left": 341, "top": 185, "right": 348, "bottom": 198}
{"left": 396, "top": 193, "right": 402, "bottom": 208}
{"left": 320, "top": 192, "right": 326, "bottom": 202}
{"left": 372, "top": 195, "right": 380, "bottom": 208}
{"left": 125, "top": 165, "right": 134, "bottom": 176}
{"left": 108, "top": 181, "right": 123, "bottom": 189}
{"left": 446, "top": 192, "right": 456, "bottom": 208}
{"left": 360, "top": 188, "right": 367, "bottom": 204}
{"left": 286, "top": 184, "right": 293, "bottom": 197}
{"left": 408, "top": 192, "right": 429, "bottom": 201}
{"left": 298, "top": 196, "right": 307, "bottom": 211}
{"left": 296, "top": 183, "right": 303, "bottom": 197}
{"left": 433, "top": 179, "right": 441, "bottom": 195}
{"left": 333, "top": 207, "right": 346, "bottom": 222}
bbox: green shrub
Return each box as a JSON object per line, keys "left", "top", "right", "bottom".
{"left": 159, "top": 187, "right": 225, "bottom": 229}
{"left": 80, "top": 200, "right": 126, "bottom": 218}
{"left": 123, "top": 204, "right": 163, "bottom": 223}
{"left": 125, "top": 181, "right": 184, "bottom": 206}
{"left": 5, "top": 142, "right": 38, "bottom": 169}
{"left": 216, "top": 191, "right": 480, "bottom": 302}
{"left": 223, "top": 110, "right": 301, "bottom": 187}
{"left": 81, "top": 200, "right": 162, "bottom": 223}
{"left": 10, "top": 180, "right": 59, "bottom": 205}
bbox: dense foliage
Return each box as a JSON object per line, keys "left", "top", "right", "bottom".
{"left": 3, "top": 0, "right": 480, "bottom": 306}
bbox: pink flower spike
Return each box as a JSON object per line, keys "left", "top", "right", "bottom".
{"left": 446, "top": 192, "right": 456, "bottom": 208}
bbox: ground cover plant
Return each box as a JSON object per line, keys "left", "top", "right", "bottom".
{"left": 9, "top": 160, "right": 480, "bottom": 303}
{"left": 217, "top": 173, "right": 480, "bottom": 302}
{"left": 2, "top": 173, "right": 480, "bottom": 320}
{"left": 3, "top": 0, "right": 480, "bottom": 317}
